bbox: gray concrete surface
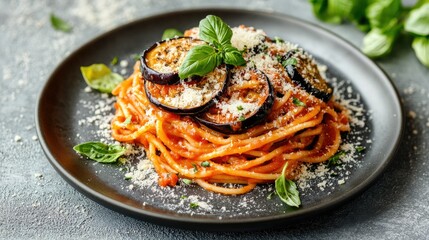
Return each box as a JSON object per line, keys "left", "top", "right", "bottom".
{"left": 1, "top": 0, "right": 428, "bottom": 239}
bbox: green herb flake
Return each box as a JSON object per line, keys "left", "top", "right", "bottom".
{"left": 275, "top": 163, "right": 301, "bottom": 207}
{"left": 282, "top": 57, "right": 297, "bottom": 67}
{"left": 182, "top": 178, "right": 192, "bottom": 185}
{"left": 180, "top": 195, "right": 187, "bottom": 200}
{"left": 124, "top": 175, "right": 132, "bottom": 180}
{"left": 201, "top": 161, "right": 211, "bottom": 167}
{"left": 161, "top": 28, "right": 184, "bottom": 40}
{"left": 80, "top": 64, "right": 124, "bottom": 93}
{"left": 120, "top": 116, "right": 132, "bottom": 128}
{"left": 327, "top": 150, "right": 346, "bottom": 167}
{"left": 274, "top": 36, "right": 285, "bottom": 44}
{"left": 190, "top": 202, "right": 199, "bottom": 209}
{"left": 238, "top": 115, "right": 246, "bottom": 121}
{"left": 50, "top": 13, "right": 72, "bottom": 33}
{"left": 110, "top": 56, "right": 119, "bottom": 65}
{"left": 73, "top": 141, "right": 125, "bottom": 163}
{"left": 292, "top": 98, "right": 306, "bottom": 107}
{"left": 192, "top": 163, "right": 198, "bottom": 173}
{"left": 356, "top": 146, "right": 366, "bottom": 152}
{"left": 237, "top": 105, "right": 244, "bottom": 111}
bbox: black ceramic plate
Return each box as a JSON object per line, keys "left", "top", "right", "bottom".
{"left": 36, "top": 9, "right": 403, "bottom": 231}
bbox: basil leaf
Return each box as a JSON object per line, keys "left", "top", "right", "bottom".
{"left": 178, "top": 45, "right": 222, "bottom": 79}
{"left": 73, "top": 142, "right": 125, "bottom": 163}
{"left": 161, "top": 28, "right": 183, "bottom": 40}
{"left": 362, "top": 27, "right": 397, "bottom": 58}
{"left": 50, "top": 13, "right": 72, "bottom": 33}
{"left": 275, "top": 163, "right": 301, "bottom": 208}
{"left": 412, "top": 36, "right": 429, "bottom": 67}
{"left": 405, "top": 3, "right": 429, "bottom": 36}
{"left": 223, "top": 44, "right": 246, "bottom": 66}
{"left": 80, "top": 64, "right": 124, "bottom": 93}
{"left": 199, "top": 15, "right": 233, "bottom": 46}
{"left": 366, "top": 0, "right": 401, "bottom": 29}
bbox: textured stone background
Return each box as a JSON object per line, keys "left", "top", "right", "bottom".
{"left": 1, "top": 0, "right": 428, "bottom": 239}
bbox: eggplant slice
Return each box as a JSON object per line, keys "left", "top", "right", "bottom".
{"left": 283, "top": 50, "right": 333, "bottom": 101}
{"left": 144, "top": 65, "right": 229, "bottom": 115}
{"left": 196, "top": 66, "right": 274, "bottom": 134}
{"left": 141, "top": 37, "right": 204, "bottom": 85}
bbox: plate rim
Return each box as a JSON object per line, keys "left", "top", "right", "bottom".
{"left": 35, "top": 7, "right": 405, "bottom": 231}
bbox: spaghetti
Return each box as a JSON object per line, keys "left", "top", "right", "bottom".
{"left": 111, "top": 26, "right": 350, "bottom": 195}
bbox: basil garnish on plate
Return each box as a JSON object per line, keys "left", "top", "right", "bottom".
{"left": 80, "top": 64, "right": 124, "bottom": 93}
{"left": 73, "top": 142, "right": 125, "bottom": 163}
{"left": 178, "top": 15, "right": 246, "bottom": 79}
{"left": 275, "top": 163, "right": 301, "bottom": 208}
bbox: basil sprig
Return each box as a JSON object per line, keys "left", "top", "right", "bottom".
{"left": 73, "top": 142, "right": 125, "bottom": 163}
{"left": 178, "top": 15, "right": 246, "bottom": 79}
{"left": 275, "top": 163, "right": 301, "bottom": 208}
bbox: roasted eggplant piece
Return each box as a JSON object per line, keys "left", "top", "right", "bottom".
{"left": 196, "top": 67, "right": 274, "bottom": 134}
{"left": 283, "top": 50, "right": 333, "bottom": 101}
{"left": 144, "top": 65, "right": 229, "bottom": 115}
{"left": 141, "top": 37, "right": 204, "bottom": 85}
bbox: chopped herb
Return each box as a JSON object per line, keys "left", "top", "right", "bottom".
{"left": 124, "top": 175, "right": 132, "bottom": 180}
{"left": 180, "top": 195, "right": 187, "bottom": 200}
{"left": 274, "top": 36, "right": 285, "bottom": 44}
{"left": 292, "top": 98, "right": 306, "bottom": 107}
{"left": 238, "top": 115, "right": 246, "bottom": 121}
{"left": 201, "top": 161, "right": 210, "bottom": 167}
{"left": 110, "top": 56, "right": 119, "bottom": 65}
{"left": 50, "top": 13, "right": 72, "bottom": 33}
{"left": 182, "top": 178, "right": 192, "bottom": 185}
{"left": 356, "top": 146, "right": 366, "bottom": 152}
{"left": 192, "top": 163, "right": 198, "bottom": 172}
{"left": 190, "top": 202, "right": 199, "bottom": 209}
{"left": 237, "top": 105, "right": 244, "bottom": 111}
{"left": 282, "top": 57, "right": 298, "bottom": 66}
{"left": 118, "top": 157, "right": 128, "bottom": 165}
{"left": 120, "top": 116, "right": 132, "bottom": 127}
{"left": 327, "top": 150, "right": 346, "bottom": 167}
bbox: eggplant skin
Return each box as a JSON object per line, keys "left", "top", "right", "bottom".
{"left": 141, "top": 37, "right": 203, "bottom": 85}
{"left": 144, "top": 65, "right": 229, "bottom": 115}
{"left": 283, "top": 50, "right": 333, "bottom": 102}
{"left": 195, "top": 68, "right": 275, "bottom": 134}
